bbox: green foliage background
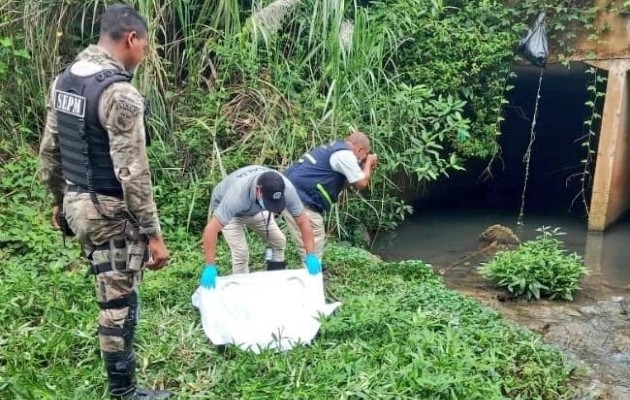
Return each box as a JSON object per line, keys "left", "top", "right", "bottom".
{"left": 0, "top": 0, "right": 604, "bottom": 240}
{"left": 0, "top": 1, "right": 611, "bottom": 397}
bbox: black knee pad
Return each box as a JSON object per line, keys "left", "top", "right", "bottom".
{"left": 103, "top": 350, "right": 136, "bottom": 373}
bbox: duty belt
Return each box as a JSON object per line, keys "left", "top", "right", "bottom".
{"left": 66, "top": 184, "right": 123, "bottom": 198}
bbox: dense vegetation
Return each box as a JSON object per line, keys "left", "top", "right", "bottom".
{"left": 0, "top": 0, "right": 610, "bottom": 398}
{"left": 0, "top": 0, "right": 603, "bottom": 238}
{"left": 1, "top": 151, "right": 581, "bottom": 398}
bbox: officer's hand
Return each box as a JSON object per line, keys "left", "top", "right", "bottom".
{"left": 51, "top": 206, "right": 61, "bottom": 230}
{"left": 305, "top": 253, "right": 322, "bottom": 275}
{"left": 201, "top": 264, "right": 218, "bottom": 289}
{"left": 146, "top": 236, "right": 169, "bottom": 270}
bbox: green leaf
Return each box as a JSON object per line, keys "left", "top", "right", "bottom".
{"left": 0, "top": 37, "right": 12, "bottom": 47}
{"left": 13, "top": 49, "right": 31, "bottom": 59}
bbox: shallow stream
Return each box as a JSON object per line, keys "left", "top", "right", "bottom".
{"left": 374, "top": 208, "right": 630, "bottom": 399}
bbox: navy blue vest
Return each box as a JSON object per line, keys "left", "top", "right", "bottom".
{"left": 284, "top": 141, "right": 351, "bottom": 213}
{"left": 55, "top": 67, "right": 149, "bottom": 197}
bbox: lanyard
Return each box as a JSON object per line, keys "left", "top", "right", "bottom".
{"left": 264, "top": 210, "right": 271, "bottom": 244}
{"left": 262, "top": 211, "right": 272, "bottom": 261}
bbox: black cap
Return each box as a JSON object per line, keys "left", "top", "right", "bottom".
{"left": 257, "top": 171, "right": 286, "bottom": 213}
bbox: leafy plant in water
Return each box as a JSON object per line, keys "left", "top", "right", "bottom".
{"left": 479, "top": 226, "right": 589, "bottom": 301}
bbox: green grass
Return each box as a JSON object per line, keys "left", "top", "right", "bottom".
{"left": 0, "top": 147, "right": 577, "bottom": 399}
{"left": 0, "top": 228, "right": 578, "bottom": 399}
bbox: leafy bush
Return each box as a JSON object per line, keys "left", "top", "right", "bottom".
{"left": 479, "top": 226, "right": 589, "bottom": 301}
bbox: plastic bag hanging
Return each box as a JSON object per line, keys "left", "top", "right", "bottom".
{"left": 518, "top": 12, "right": 549, "bottom": 68}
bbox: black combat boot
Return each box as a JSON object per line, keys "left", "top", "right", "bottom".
{"left": 104, "top": 350, "right": 135, "bottom": 399}
{"left": 104, "top": 350, "right": 173, "bottom": 400}
{"left": 266, "top": 260, "right": 286, "bottom": 271}
{"left": 127, "top": 388, "right": 173, "bottom": 399}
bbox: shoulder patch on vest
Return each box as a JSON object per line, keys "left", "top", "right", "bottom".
{"left": 54, "top": 90, "right": 86, "bottom": 117}
{"left": 115, "top": 93, "right": 143, "bottom": 116}
{"left": 110, "top": 92, "right": 143, "bottom": 132}
{"left": 113, "top": 109, "right": 136, "bottom": 132}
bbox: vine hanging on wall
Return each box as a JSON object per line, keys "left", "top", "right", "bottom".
{"left": 568, "top": 66, "right": 607, "bottom": 215}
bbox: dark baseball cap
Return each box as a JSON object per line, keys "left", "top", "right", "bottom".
{"left": 257, "top": 171, "right": 286, "bottom": 213}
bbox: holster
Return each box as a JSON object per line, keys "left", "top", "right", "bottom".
{"left": 58, "top": 211, "right": 75, "bottom": 237}
{"left": 124, "top": 222, "right": 149, "bottom": 272}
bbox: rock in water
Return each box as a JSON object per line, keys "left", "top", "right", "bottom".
{"left": 478, "top": 224, "right": 520, "bottom": 249}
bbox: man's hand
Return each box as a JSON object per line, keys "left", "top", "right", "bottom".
{"left": 366, "top": 153, "right": 378, "bottom": 170}
{"left": 52, "top": 206, "right": 61, "bottom": 230}
{"left": 200, "top": 264, "right": 218, "bottom": 289}
{"left": 354, "top": 153, "right": 378, "bottom": 190}
{"left": 146, "top": 235, "right": 169, "bottom": 270}
{"left": 305, "top": 253, "right": 322, "bottom": 275}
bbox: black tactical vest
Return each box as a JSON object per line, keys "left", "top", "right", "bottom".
{"left": 54, "top": 66, "right": 151, "bottom": 198}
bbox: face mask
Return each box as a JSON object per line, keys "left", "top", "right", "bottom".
{"left": 258, "top": 199, "right": 265, "bottom": 210}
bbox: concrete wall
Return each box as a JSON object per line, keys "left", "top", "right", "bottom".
{"left": 562, "top": 2, "right": 630, "bottom": 231}
{"left": 589, "top": 61, "right": 630, "bottom": 231}
{"left": 541, "top": 0, "right": 630, "bottom": 63}
{"left": 568, "top": 2, "right": 630, "bottom": 61}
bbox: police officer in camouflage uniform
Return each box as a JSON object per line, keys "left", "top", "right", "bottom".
{"left": 39, "top": 5, "right": 172, "bottom": 399}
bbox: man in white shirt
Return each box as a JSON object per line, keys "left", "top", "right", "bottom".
{"left": 282, "top": 131, "right": 378, "bottom": 259}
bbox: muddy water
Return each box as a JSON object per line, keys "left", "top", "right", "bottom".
{"left": 373, "top": 209, "right": 630, "bottom": 399}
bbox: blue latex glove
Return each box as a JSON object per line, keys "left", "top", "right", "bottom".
{"left": 200, "top": 264, "right": 218, "bottom": 289}
{"left": 305, "top": 253, "right": 322, "bottom": 275}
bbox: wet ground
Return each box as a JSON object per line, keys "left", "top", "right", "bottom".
{"left": 373, "top": 208, "right": 630, "bottom": 399}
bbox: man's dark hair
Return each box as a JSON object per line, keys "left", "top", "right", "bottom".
{"left": 99, "top": 4, "right": 148, "bottom": 41}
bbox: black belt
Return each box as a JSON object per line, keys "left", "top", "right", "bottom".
{"left": 66, "top": 184, "right": 123, "bottom": 198}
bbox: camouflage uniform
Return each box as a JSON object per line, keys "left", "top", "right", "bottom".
{"left": 39, "top": 45, "right": 161, "bottom": 398}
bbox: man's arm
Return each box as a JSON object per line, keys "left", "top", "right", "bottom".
{"left": 202, "top": 216, "right": 224, "bottom": 264}
{"left": 39, "top": 79, "right": 64, "bottom": 227}
{"left": 101, "top": 84, "right": 161, "bottom": 236}
{"left": 330, "top": 150, "right": 377, "bottom": 190}
{"left": 283, "top": 179, "right": 316, "bottom": 253}
{"left": 294, "top": 213, "right": 316, "bottom": 254}
{"left": 202, "top": 191, "right": 238, "bottom": 264}
{"left": 352, "top": 154, "right": 377, "bottom": 190}
{"left": 102, "top": 84, "right": 169, "bottom": 269}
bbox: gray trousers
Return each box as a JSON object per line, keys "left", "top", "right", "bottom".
{"left": 222, "top": 211, "right": 286, "bottom": 274}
